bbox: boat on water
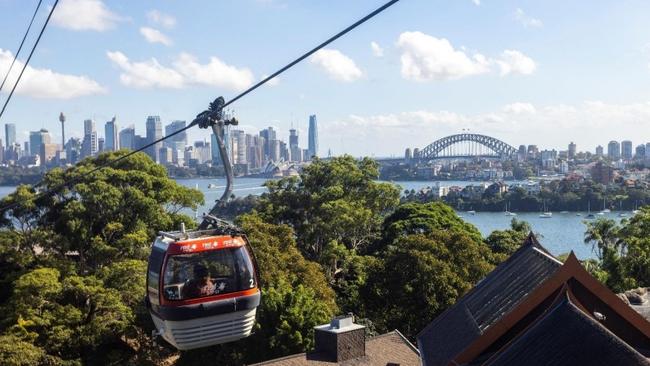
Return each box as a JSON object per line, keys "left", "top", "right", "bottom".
{"left": 504, "top": 202, "right": 517, "bottom": 216}
{"left": 539, "top": 200, "right": 552, "bottom": 218}
{"left": 584, "top": 201, "right": 595, "bottom": 219}
{"left": 618, "top": 212, "right": 628, "bottom": 218}
{"left": 560, "top": 211, "right": 569, "bottom": 214}
{"left": 633, "top": 209, "right": 640, "bottom": 215}
{"left": 208, "top": 183, "right": 218, "bottom": 189}
{"left": 467, "top": 210, "right": 476, "bottom": 215}
{"left": 576, "top": 213, "right": 582, "bottom": 217}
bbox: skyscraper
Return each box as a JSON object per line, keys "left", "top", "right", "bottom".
{"left": 568, "top": 142, "right": 576, "bottom": 159}
{"left": 308, "top": 114, "right": 318, "bottom": 159}
{"left": 596, "top": 145, "right": 604, "bottom": 156}
{"left": 5, "top": 123, "right": 15, "bottom": 149}
{"left": 289, "top": 128, "right": 301, "bottom": 162}
{"left": 621, "top": 140, "right": 633, "bottom": 160}
{"left": 119, "top": 126, "right": 135, "bottom": 150}
{"left": 164, "top": 120, "right": 188, "bottom": 152}
{"left": 82, "top": 119, "right": 98, "bottom": 158}
{"left": 145, "top": 116, "right": 162, "bottom": 162}
{"left": 29, "top": 129, "right": 51, "bottom": 163}
{"left": 607, "top": 140, "right": 621, "bottom": 160}
{"left": 104, "top": 116, "right": 118, "bottom": 151}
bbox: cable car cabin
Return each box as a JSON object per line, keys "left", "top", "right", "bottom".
{"left": 146, "top": 229, "right": 260, "bottom": 350}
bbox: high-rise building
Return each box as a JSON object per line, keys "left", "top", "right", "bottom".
{"left": 119, "top": 126, "right": 135, "bottom": 150}
{"left": 635, "top": 144, "right": 646, "bottom": 159}
{"left": 24, "top": 141, "right": 30, "bottom": 156}
{"left": 104, "top": 117, "right": 118, "bottom": 151}
{"left": 596, "top": 145, "right": 604, "bottom": 156}
{"left": 98, "top": 138, "right": 105, "bottom": 152}
{"left": 164, "top": 120, "right": 188, "bottom": 152}
{"left": 232, "top": 129, "right": 247, "bottom": 164}
{"left": 259, "top": 127, "right": 276, "bottom": 161}
{"left": 621, "top": 140, "right": 633, "bottom": 160}
{"left": 81, "top": 119, "right": 98, "bottom": 158}
{"left": 607, "top": 140, "right": 621, "bottom": 160}
{"left": 65, "top": 137, "right": 81, "bottom": 164}
{"left": 5, "top": 123, "right": 15, "bottom": 149}
{"left": 646, "top": 143, "right": 650, "bottom": 160}
{"left": 29, "top": 129, "right": 51, "bottom": 162}
{"left": 308, "top": 114, "right": 318, "bottom": 159}
{"left": 145, "top": 116, "right": 163, "bottom": 162}
{"left": 568, "top": 142, "right": 576, "bottom": 159}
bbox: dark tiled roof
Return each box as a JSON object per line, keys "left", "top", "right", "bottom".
{"left": 417, "top": 234, "right": 562, "bottom": 366}
{"left": 252, "top": 330, "right": 420, "bottom": 366}
{"left": 484, "top": 296, "right": 650, "bottom": 366}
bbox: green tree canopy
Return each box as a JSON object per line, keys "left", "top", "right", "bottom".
{"left": 256, "top": 156, "right": 400, "bottom": 261}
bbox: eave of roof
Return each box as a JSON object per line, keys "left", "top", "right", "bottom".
{"left": 450, "top": 252, "right": 650, "bottom": 365}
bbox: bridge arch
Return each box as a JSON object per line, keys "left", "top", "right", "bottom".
{"left": 416, "top": 133, "right": 517, "bottom": 160}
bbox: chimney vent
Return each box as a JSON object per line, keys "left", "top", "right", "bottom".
{"left": 314, "top": 314, "right": 365, "bottom": 362}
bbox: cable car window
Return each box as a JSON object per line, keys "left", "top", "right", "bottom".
{"left": 163, "top": 246, "right": 256, "bottom": 301}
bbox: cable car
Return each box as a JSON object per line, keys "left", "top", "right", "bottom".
{"left": 146, "top": 223, "right": 260, "bottom": 350}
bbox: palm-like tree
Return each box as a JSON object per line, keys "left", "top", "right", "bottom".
{"left": 584, "top": 218, "right": 621, "bottom": 259}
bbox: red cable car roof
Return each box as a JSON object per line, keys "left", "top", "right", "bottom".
{"left": 166, "top": 235, "right": 246, "bottom": 255}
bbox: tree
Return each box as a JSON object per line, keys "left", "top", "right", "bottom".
{"left": 380, "top": 201, "right": 484, "bottom": 251}
{"left": 0, "top": 151, "right": 203, "bottom": 364}
{"left": 485, "top": 218, "right": 532, "bottom": 260}
{"left": 362, "top": 201, "right": 494, "bottom": 338}
{"left": 256, "top": 156, "right": 400, "bottom": 261}
{"left": 584, "top": 218, "right": 621, "bottom": 259}
{"left": 362, "top": 232, "right": 493, "bottom": 338}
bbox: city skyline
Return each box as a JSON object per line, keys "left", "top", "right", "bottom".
{"left": 3, "top": 1, "right": 650, "bottom": 156}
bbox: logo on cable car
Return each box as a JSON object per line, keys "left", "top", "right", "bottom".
{"left": 173, "top": 236, "right": 244, "bottom": 254}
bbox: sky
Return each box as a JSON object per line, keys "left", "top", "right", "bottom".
{"left": 2, "top": 0, "right": 650, "bottom": 157}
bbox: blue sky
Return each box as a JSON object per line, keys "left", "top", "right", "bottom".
{"left": 2, "top": 0, "right": 650, "bottom": 156}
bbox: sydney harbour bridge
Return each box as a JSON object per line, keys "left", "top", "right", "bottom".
{"left": 378, "top": 133, "right": 518, "bottom": 163}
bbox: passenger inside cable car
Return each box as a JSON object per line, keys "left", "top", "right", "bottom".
{"left": 163, "top": 245, "right": 256, "bottom": 301}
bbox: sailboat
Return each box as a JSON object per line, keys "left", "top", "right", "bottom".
{"left": 600, "top": 197, "right": 610, "bottom": 214}
{"left": 539, "top": 200, "right": 552, "bottom": 218}
{"left": 504, "top": 202, "right": 517, "bottom": 216}
{"left": 585, "top": 201, "right": 596, "bottom": 219}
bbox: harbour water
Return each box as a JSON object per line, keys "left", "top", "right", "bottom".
{"left": 1, "top": 178, "right": 620, "bottom": 259}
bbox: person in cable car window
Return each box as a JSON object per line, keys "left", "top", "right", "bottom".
{"left": 182, "top": 264, "right": 216, "bottom": 299}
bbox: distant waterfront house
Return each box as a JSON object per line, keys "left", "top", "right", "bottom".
{"left": 416, "top": 233, "right": 650, "bottom": 366}
{"left": 253, "top": 316, "right": 419, "bottom": 366}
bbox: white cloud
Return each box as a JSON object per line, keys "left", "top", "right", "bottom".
{"left": 106, "top": 51, "right": 254, "bottom": 91}
{"left": 146, "top": 10, "right": 176, "bottom": 29}
{"left": 502, "top": 102, "right": 536, "bottom": 114}
{"left": 172, "top": 53, "right": 255, "bottom": 91}
{"left": 472, "top": 0, "right": 481, "bottom": 5}
{"left": 514, "top": 8, "right": 543, "bottom": 28}
{"left": 106, "top": 51, "right": 185, "bottom": 89}
{"left": 322, "top": 101, "right": 650, "bottom": 156}
{"left": 139, "top": 27, "right": 173, "bottom": 46}
{"left": 52, "top": 0, "right": 123, "bottom": 31}
{"left": 310, "top": 49, "right": 363, "bottom": 82}
{"left": 497, "top": 50, "right": 537, "bottom": 76}
{"left": 397, "top": 31, "right": 490, "bottom": 81}
{"left": 370, "top": 41, "right": 384, "bottom": 57}
{"left": 0, "top": 49, "right": 106, "bottom": 99}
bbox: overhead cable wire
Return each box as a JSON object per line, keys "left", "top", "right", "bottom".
{"left": 0, "top": 0, "right": 59, "bottom": 122}
{"left": 0, "top": 0, "right": 44, "bottom": 94}
{"left": 0, "top": 0, "right": 400, "bottom": 213}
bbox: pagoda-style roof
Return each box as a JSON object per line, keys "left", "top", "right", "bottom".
{"left": 450, "top": 253, "right": 650, "bottom": 365}
{"left": 479, "top": 291, "right": 650, "bottom": 366}
{"left": 417, "top": 233, "right": 563, "bottom": 366}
